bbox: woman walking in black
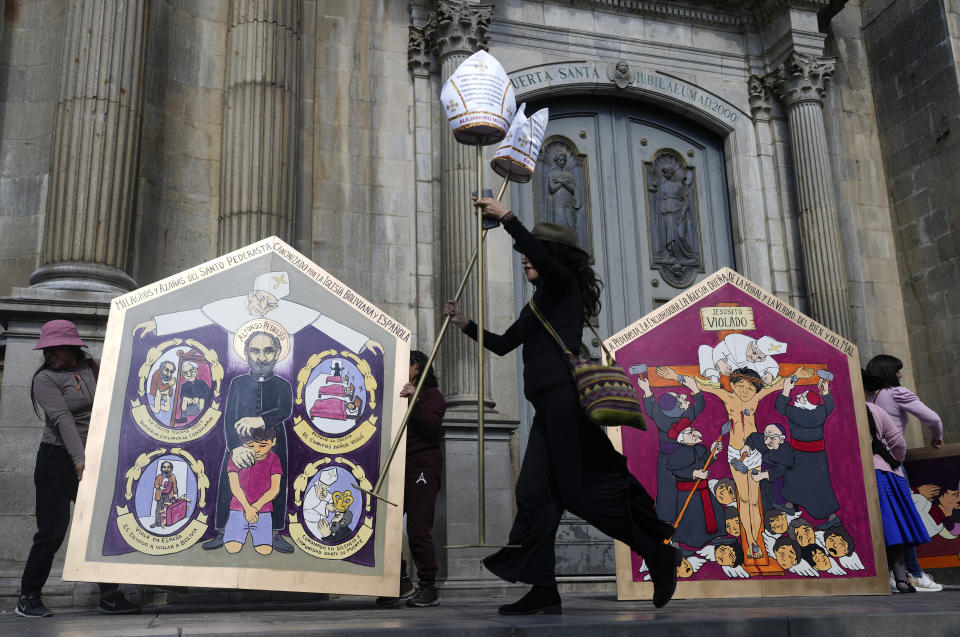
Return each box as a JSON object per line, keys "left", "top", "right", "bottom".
{"left": 444, "top": 198, "right": 679, "bottom": 615}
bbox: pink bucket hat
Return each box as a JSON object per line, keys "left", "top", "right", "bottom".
{"left": 34, "top": 319, "right": 88, "bottom": 350}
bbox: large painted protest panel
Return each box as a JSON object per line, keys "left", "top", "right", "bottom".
{"left": 903, "top": 443, "right": 960, "bottom": 571}
{"left": 64, "top": 238, "right": 410, "bottom": 596}
{"left": 605, "top": 268, "right": 887, "bottom": 598}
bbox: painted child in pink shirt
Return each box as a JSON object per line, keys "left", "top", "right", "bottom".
{"left": 223, "top": 428, "right": 283, "bottom": 555}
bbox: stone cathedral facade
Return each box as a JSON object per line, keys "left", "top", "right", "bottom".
{"left": 0, "top": 0, "right": 957, "bottom": 601}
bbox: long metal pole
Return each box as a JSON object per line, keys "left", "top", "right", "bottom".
{"left": 366, "top": 175, "right": 509, "bottom": 501}
{"left": 475, "top": 142, "right": 486, "bottom": 545}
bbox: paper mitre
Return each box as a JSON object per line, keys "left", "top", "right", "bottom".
{"left": 490, "top": 103, "right": 550, "bottom": 183}
{"left": 441, "top": 50, "right": 516, "bottom": 145}
{"left": 756, "top": 335, "right": 786, "bottom": 356}
{"left": 319, "top": 467, "right": 339, "bottom": 486}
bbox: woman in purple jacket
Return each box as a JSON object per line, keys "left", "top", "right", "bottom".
{"left": 863, "top": 371, "right": 931, "bottom": 593}
{"left": 865, "top": 354, "right": 944, "bottom": 592}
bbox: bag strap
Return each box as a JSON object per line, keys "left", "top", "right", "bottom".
{"left": 528, "top": 299, "right": 573, "bottom": 357}
{"left": 582, "top": 317, "right": 615, "bottom": 365}
{"left": 528, "top": 299, "right": 617, "bottom": 365}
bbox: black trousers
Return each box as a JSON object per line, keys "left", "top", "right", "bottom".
{"left": 21, "top": 444, "right": 117, "bottom": 598}
{"left": 483, "top": 384, "right": 675, "bottom": 586}
{"left": 403, "top": 451, "right": 442, "bottom": 584}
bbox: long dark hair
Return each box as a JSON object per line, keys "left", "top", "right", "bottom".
{"left": 410, "top": 350, "right": 438, "bottom": 388}
{"left": 30, "top": 346, "right": 88, "bottom": 420}
{"left": 865, "top": 354, "right": 902, "bottom": 389}
{"left": 541, "top": 240, "right": 604, "bottom": 317}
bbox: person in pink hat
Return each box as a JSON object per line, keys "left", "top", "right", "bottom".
{"left": 16, "top": 320, "right": 139, "bottom": 618}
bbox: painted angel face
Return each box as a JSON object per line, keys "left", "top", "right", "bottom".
{"left": 775, "top": 544, "right": 799, "bottom": 569}
{"left": 824, "top": 534, "right": 850, "bottom": 557}
{"left": 715, "top": 545, "right": 737, "bottom": 567}
{"left": 725, "top": 517, "right": 741, "bottom": 537}
{"left": 810, "top": 547, "right": 831, "bottom": 571}
{"left": 715, "top": 483, "right": 736, "bottom": 506}
{"left": 676, "top": 558, "right": 693, "bottom": 578}
{"left": 794, "top": 524, "right": 815, "bottom": 547}
{"left": 768, "top": 512, "right": 789, "bottom": 534}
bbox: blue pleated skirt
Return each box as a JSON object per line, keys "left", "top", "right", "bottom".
{"left": 876, "top": 469, "right": 931, "bottom": 547}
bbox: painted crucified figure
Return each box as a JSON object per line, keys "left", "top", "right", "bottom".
{"left": 656, "top": 365, "right": 814, "bottom": 560}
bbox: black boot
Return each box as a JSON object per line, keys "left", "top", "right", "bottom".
{"left": 649, "top": 544, "right": 680, "bottom": 609}
{"left": 498, "top": 585, "right": 561, "bottom": 615}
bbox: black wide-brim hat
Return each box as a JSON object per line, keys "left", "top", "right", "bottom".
{"left": 514, "top": 221, "right": 589, "bottom": 257}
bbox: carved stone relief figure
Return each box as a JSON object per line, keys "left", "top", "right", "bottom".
{"left": 607, "top": 60, "right": 633, "bottom": 90}
{"left": 644, "top": 149, "right": 702, "bottom": 287}
{"left": 534, "top": 137, "right": 591, "bottom": 252}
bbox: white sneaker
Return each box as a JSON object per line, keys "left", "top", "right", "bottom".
{"left": 889, "top": 571, "right": 897, "bottom": 593}
{"left": 910, "top": 572, "right": 943, "bottom": 592}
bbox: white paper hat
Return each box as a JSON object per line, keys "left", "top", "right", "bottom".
{"left": 441, "top": 50, "right": 516, "bottom": 145}
{"left": 756, "top": 335, "right": 786, "bottom": 356}
{"left": 253, "top": 271, "right": 290, "bottom": 299}
{"left": 319, "top": 467, "right": 338, "bottom": 486}
{"left": 491, "top": 103, "right": 550, "bottom": 183}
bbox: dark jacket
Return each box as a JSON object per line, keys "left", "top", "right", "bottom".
{"left": 406, "top": 385, "right": 446, "bottom": 458}
{"left": 464, "top": 215, "right": 582, "bottom": 398}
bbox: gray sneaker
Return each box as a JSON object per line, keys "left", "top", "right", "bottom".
{"left": 407, "top": 583, "right": 439, "bottom": 607}
{"left": 16, "top": 594, "right": 52, "bottom": 618}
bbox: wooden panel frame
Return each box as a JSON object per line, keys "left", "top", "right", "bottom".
{"left": 64, "top": 237, "right": 410, "bottom": 596}
{"left": 605, "top": 268, "right": 888, "bottom": 599}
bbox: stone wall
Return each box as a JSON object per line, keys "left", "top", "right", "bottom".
{"left": 0, "top": 1, "right": 64, "bottom": 297}
{"left": 310, "top": 0, "right": 417, "bottom": 336}
{"left": 820, "top": 1, "right": 917, "bottom": 421}
{"left": 133, "top": 0, "right": 227, "bottom": 287}
{"left": 861, "top": 0, "right": 960, "bottom": 442}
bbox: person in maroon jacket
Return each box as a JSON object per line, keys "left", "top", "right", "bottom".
{"left": 377, "top": 350, "right": 446, "bottom": 607}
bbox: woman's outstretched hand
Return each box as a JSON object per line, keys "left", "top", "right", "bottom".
{"left": 473, "top": 196, "right": 509, "bottom": 220}
{"left": 443, "top": 299, "right": 469, "bottom": 330}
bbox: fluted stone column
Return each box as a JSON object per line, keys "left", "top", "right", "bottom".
{"left": 766, "top": 53, "right": 853, "bottom": 338}
{"left": 29, "top": 0, "right": 146, "bottom": 292}
{"left": 218, "top": 1, "right": 299, "bottom": 253}
{"left": 426, "top": 0, "right": 494, "bottom": 409}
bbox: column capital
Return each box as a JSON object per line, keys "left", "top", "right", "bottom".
{"left": 766, "top": 52, "right": 836, "bottom": 109}
{"left": 424, "top": 0, "right": 493, "bottom": 61}
{"left": 747, "top": 75, "right": 773, "bottom": 117}
{"left": 408, "top": 25, "right": 432, "bottom": 76}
